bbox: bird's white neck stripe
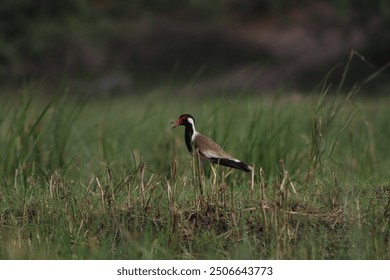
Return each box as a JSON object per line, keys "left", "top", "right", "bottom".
{"left": 192, "top": 131, "right": 199, "bottom": 142}
{"left": 187, "top": 118, "right": 198, "bottom": 142}
{"left": 188, "top": 118, "right": 196, "bottom": 131}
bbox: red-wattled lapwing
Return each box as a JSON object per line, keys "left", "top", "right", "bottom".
{"left": 171, "top": 114, "right": 252, "bottom": 172}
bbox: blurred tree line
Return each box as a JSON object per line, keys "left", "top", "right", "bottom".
{"left": 0, "top": 0, "right": 389, "bottom": 87}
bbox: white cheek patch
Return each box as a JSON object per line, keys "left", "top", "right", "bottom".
{"left": 188, "top": 117, "right": 195, "bottom": 127}
{"left": 187, "top": 118, "right": 198, "bottom": 142}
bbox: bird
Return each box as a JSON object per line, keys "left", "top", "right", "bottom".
{"left": 171, "top": 114, "right": 252, "bottom": 172}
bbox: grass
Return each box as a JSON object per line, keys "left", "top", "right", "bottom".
{"left": 0, "top": 85, "right": 389, "bottom": 259}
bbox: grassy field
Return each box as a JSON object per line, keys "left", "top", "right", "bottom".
{"left": 0, "top": 86, "right": 389, "bottom": 259}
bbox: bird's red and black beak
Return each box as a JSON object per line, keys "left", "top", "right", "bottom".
{"left": 170, "top": 118, "right": 181, "bottom": 129}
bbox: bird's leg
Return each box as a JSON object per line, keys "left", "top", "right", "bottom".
{"left": 210, "top": 164, "right": 218, "bottom": 199}
{"left": 194, "top": 150, "right": 203, "bottom": 196}
{"left": 221, "top": 169, "right": 227, "bottom": 207}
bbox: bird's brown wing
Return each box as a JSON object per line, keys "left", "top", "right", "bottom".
{"left": 194, "top": 133, "right": 252, "bottom": 172}
{"left": 194, "top": 133, "right": 236, "bottom": 160}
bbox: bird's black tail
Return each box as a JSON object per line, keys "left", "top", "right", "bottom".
{"left": 210, "top": 158, "right": 252, "bottom": 172}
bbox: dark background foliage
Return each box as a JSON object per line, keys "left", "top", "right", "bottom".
{"left": 0, "top": 0, "right": 389, "bottom": 94}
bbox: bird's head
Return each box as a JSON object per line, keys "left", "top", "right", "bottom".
{"left": 171, "top": 114, "right": 195, "bottom": 129}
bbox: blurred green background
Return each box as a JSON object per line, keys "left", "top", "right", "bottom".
{"left": 1, "top": 0, "right": 389, "bottom": 95}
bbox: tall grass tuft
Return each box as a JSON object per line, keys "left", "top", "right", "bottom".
{"left": 0, "top": 77, "right": 389, "bottom": 259}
